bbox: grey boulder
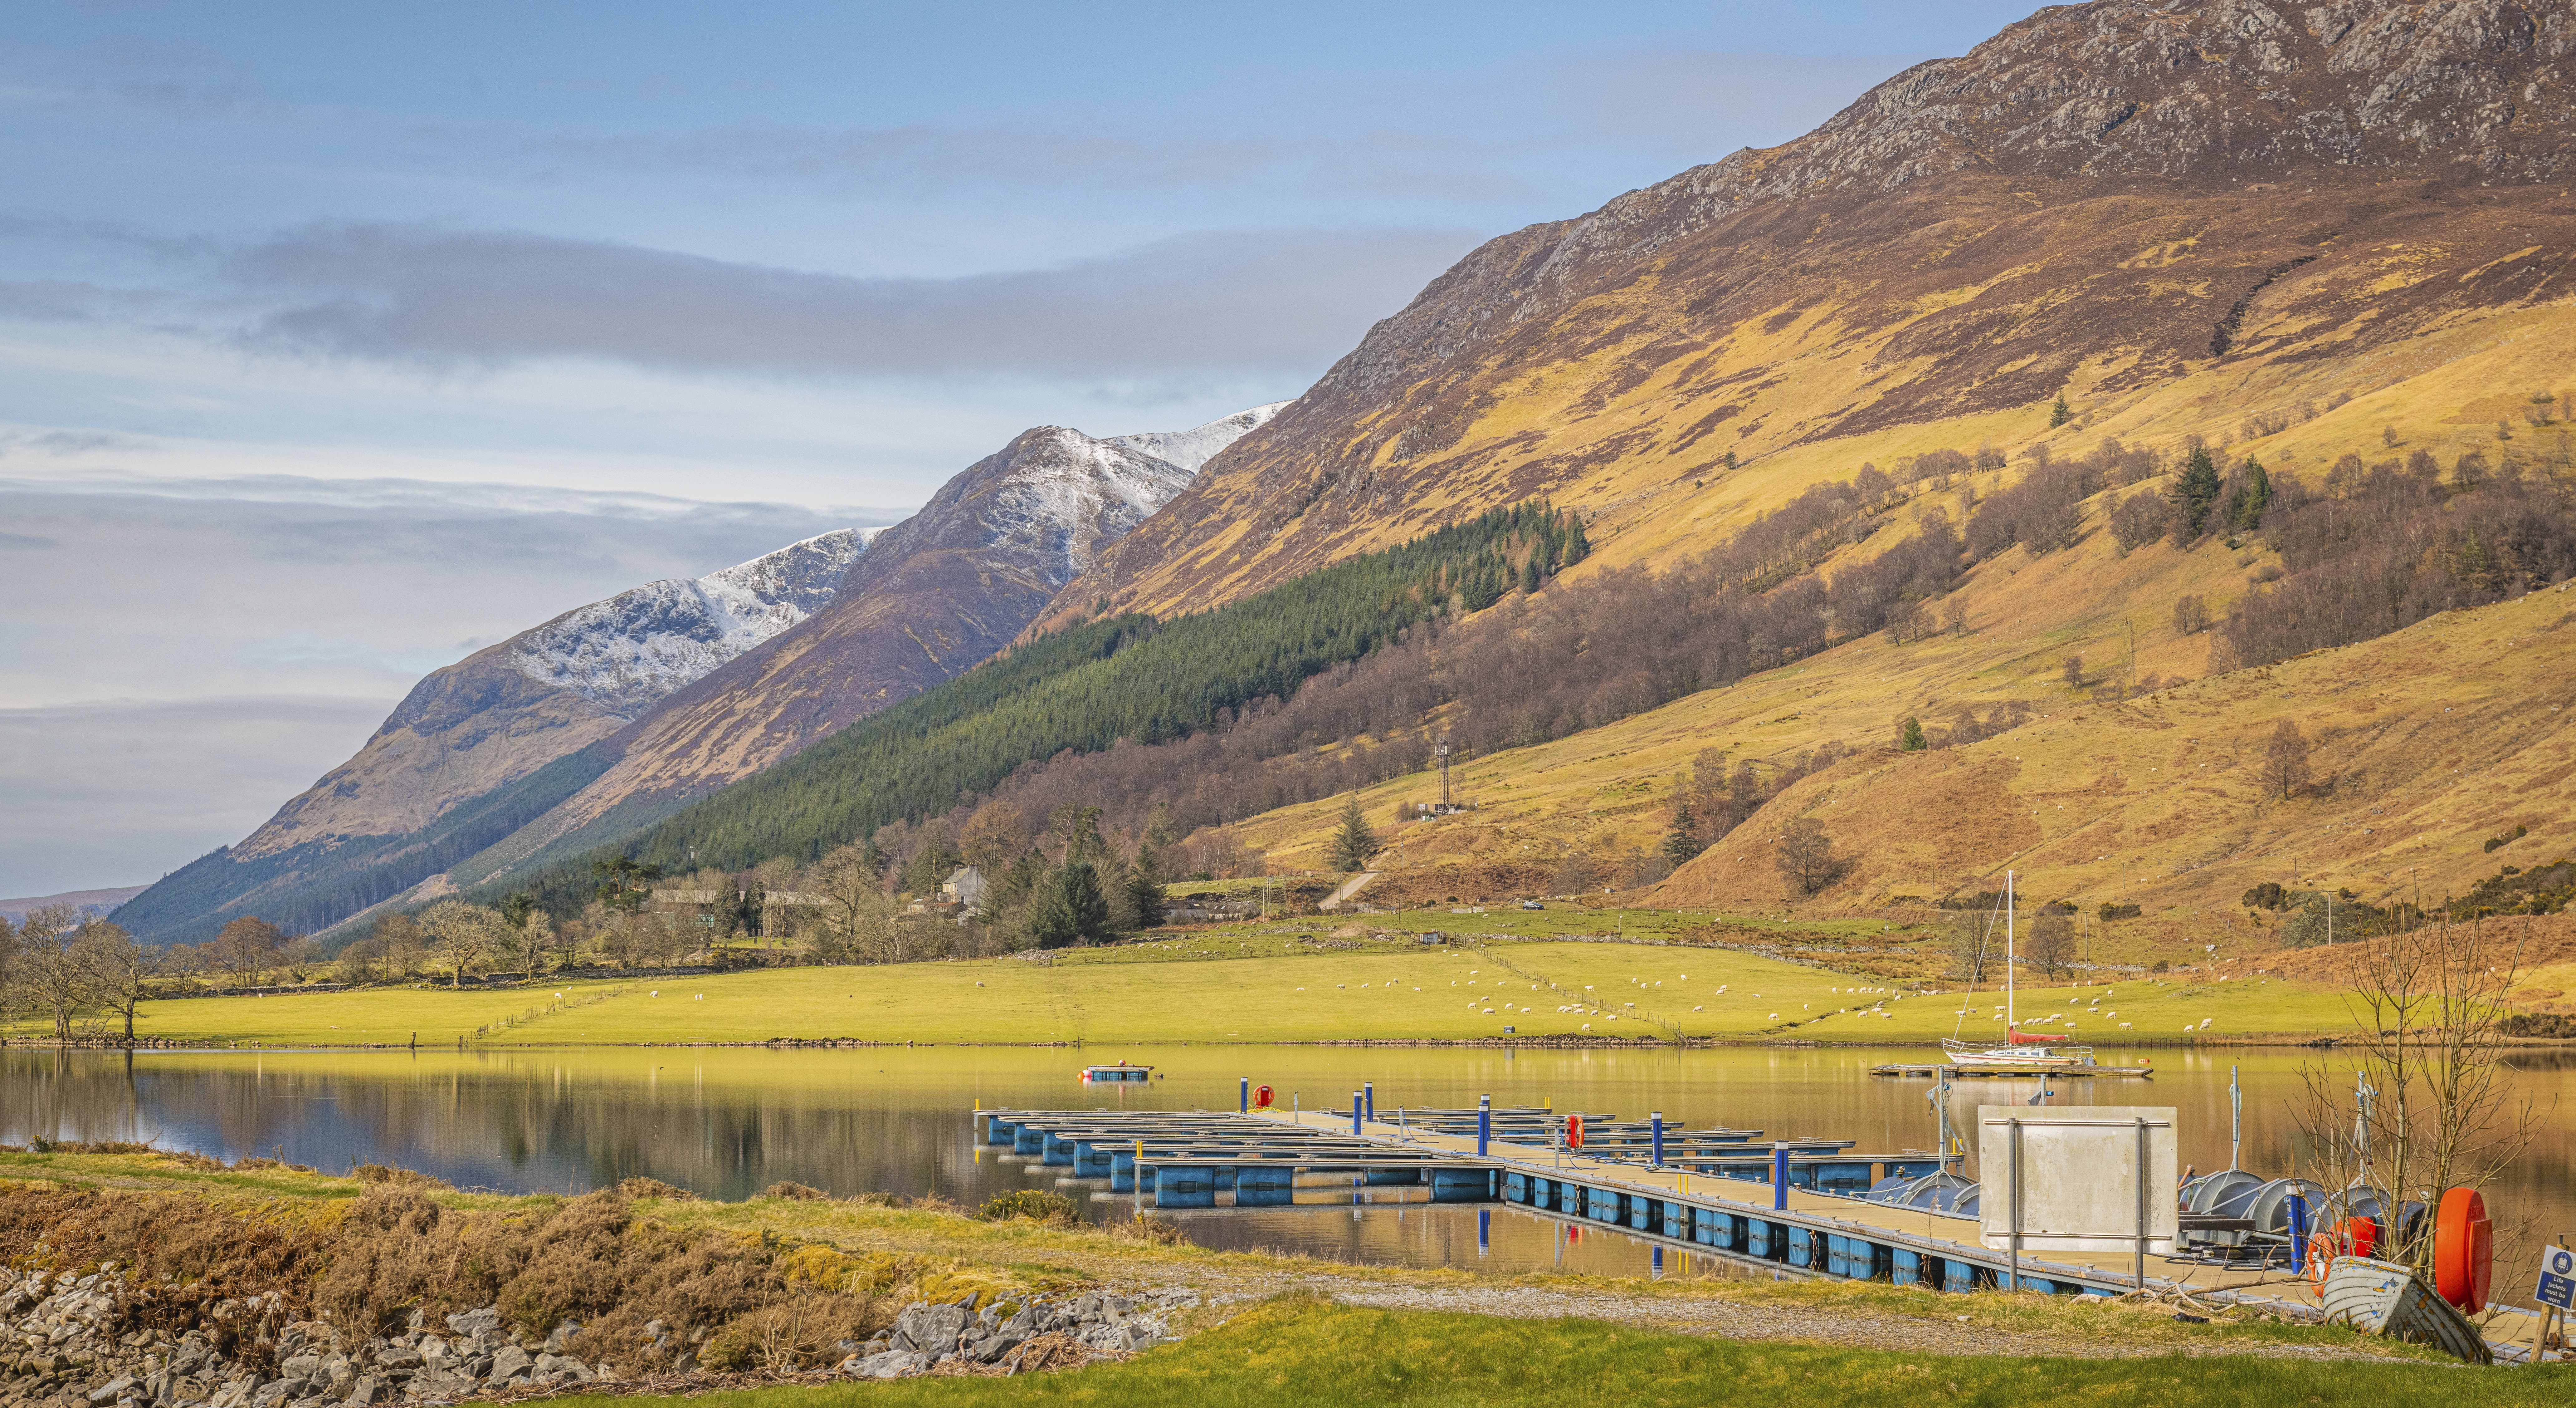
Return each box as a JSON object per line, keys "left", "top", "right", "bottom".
{"left": 854, "top": 1350, "right": 929, "bottom": 1380}
{"left": 442, "top": 1311, "right": 500, "bottom": 1339}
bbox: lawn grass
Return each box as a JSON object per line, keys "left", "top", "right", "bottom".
{"left": 548, "top": 1295, "right": 2566, "bottom": 1408}
{"left": 44, "top": 933, "right": 2363, "bottom": 1047}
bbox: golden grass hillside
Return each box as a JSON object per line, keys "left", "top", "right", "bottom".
{"left": 1222, "top": 486, "right": 2574, "bottom": 946}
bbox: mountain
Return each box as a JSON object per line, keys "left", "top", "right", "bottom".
{"left": 0, "top": 886, "right": 147, "bottom": 925}
{"left": 976, "top": 0, "right": 2575, "bottom": 934}
{"left": 444, "top": 405, "right": 1286, "bottom": 888}
{"left": 112, "top": 531, "right": 879, "bottom": 944}
{"left": 119, "top": 405, "right": 1280, "bottom": 944}
{"left": 1038, "top": 0, "right": 2576, "bottom": 627}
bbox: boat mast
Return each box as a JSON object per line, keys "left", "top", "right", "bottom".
{"left": 2004, "top": 870, "right": 2016, "bottom": 1033}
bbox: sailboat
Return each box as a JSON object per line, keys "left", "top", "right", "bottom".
{"left": 1940, "top": 871, "right": 2095, "bottom": 1069}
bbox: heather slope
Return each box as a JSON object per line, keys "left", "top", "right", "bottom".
{"left": 1217, "top": 502, "right": 2575, "bottom": 946}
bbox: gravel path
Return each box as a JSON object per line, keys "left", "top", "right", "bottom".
{"left": 1112, "top": 1268, "right": 2388, "bottom": 1363}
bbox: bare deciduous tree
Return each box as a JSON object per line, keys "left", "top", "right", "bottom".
{"left": 807, "top": 842, "right": 900, "bottom": 964}
{"left": 2024, "top": 914, "right": 2076, "bottom": 980}
{"left": 2264, "top": 719, "right": 2313, "bottom": 800}
{"left": 1775, "top": 819, "right": 1848, "bottom": 897}
{"left": 419, "top": 901, "right": 500, "bottom": 987}
{"left": 18, "top": 905, "right": 93, "bottom": 1039}
{"left": 77, "top": 921, "right": 168, "bottom": 1042}
{"left": 2294, "top": 912, "right": 2547, "bottom": 1282}
{"left": 214, "top": 916, "right": 285, "bottom": 988}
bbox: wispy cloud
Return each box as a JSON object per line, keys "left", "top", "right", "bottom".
{"left": 555, "top": 124, "right": 1537, "bottom": 204}
{"left": 219, "top": 221, "right": 1478, "bottom": 379}
{"left": 0, "top": 696, "right": 392, "bottom": 895}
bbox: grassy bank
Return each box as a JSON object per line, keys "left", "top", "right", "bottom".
{"left": 24, "top": 931, "right": 2364, "bottom": 1047}
{"left": 0, "top": 1149, "right": 2541, "bottom": 1408}
{"left": 561, "top": 1296, "right": 2564, "bottom": 1408}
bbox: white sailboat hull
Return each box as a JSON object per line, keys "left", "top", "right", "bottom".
{"left": 1939, "top": 1038, "right": 2094, "bottom": 1067}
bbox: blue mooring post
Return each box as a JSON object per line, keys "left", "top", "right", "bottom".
{"left": 1477, "top": 1207, "right": 1490, "bottom": 1257}
{"left": 1352, "top": 1092, "right": 1363, "bottom": 1136}
{"left": 1772, "top": 1142, "right": 1789, "bottom": 1211}
{"left": 2288, "top": 1193, "right": 2311, "bottom": 1274}
{"left": 1650, "top": 1111, "right": 1665, "bottom": 1170}
{"left": 1239, "top": 1077, "right": 1248, "bottom": 1114}
{"left": 1364, "top": 1082, "right": 1374, "bottom": 1122}
{"left": 1477, "top": 1094, "right": 1491, "bottom": 1158}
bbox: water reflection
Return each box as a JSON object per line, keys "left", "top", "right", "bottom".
{"left": 7, "top": 1045, "right": 2570, "bottom": 1292}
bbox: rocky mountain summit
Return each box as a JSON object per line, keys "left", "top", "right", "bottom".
{"left": 510, "top": 529, "right": 874, "bottom": 717}
{"left": 1043, "top": 0, "right": 2576, "bottom": 622}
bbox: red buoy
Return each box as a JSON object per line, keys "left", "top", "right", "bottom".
{"left": 1252, "top": 1084, "right": 1275, "bottom": 1109}
{"left": 2434, "top": 1187, "right": 2493, "bottom": 1312}
{"left": 1567, "top": 1114, "right": 1586, "bottom": 1149}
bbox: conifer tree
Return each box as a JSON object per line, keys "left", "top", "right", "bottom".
{"left": 2229, "top": 457, "right": 2272, "bottom": 530}
{"left": 1026, "top": 869, "right": 1077, "bottom": 948}
{"left": 2049, "top": 392, "right": 2072, "bottom": 428}
{"left": 2177, "top": 445, "right": 2223, "bottom": 538}
{"left": 1332, "top": 795, "right": 1380, "bottom": 872}
{"left": 1126, "top": 840, "right": 1168, "bottom": 929}
{"left": 1899, "top": 717, "right": 1927, "bottom": 752}
{"left": 1659, "top": 796, "right": 1702, "bottom": 869}
{"left": 1059, "top": 859, "right": 1112, "bottom": 942}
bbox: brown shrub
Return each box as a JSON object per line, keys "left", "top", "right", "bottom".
{"left": 696, "top": 1293, "right": 876, "bottom": 1373}
{"left": 617, "top": 1176, "right": 700, "bottom": 1201}
{"left": 759, "top": 1181, "right": 829, "bottom": 1201}
{"left": 353, "top": 1164, "right": 454, "bottom": 1190}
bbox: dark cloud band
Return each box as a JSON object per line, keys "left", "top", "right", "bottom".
{"left": 224, "top": 223, "right": 1479, "bottom": 379}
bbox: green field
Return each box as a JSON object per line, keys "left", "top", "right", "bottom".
{"left": 58, "top": 928, "right": 2364, "bottom": 1047}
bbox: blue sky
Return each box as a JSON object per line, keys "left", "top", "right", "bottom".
{"left": 0, "top": 1, "right": 2039, "bottom": 895}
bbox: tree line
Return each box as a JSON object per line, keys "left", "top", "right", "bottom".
{"left": 494, "top": 502, "right": 1588, "bottom": 918}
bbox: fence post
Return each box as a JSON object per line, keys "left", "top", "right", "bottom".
{"left": 2134, "top": 1116, "right": 2150, "bottom": 1289}
{"left": 2008, "top": 1117, "right": 2023, "bottom": 1292}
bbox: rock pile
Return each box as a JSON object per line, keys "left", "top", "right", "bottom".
{"left": 0, "top": 1268, "right": 610, "bottom": 1408}
{"left": 844, "top": 1290, "right": 1191, "bottom": 1380}
{"left": 3, "top": 1267, "right": 1191, "bottom": 1405}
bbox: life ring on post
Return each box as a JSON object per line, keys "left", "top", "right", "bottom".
{"left": 1252, "top": 1084, "right": 1275, "bottom": 1109}
{"left": 1567, "top": 1114, "right": 1586, "bottom": 1149}
{"left": 2434, "top": 1188, "right": 2492, "bottom": 1312}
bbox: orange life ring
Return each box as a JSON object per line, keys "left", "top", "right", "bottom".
{"left": 2435, "top": 1188, "right": 2492, "bottom": 1312}
{"left": 1252, "top": 1084, "right": 1275, "bottom": 1109}
{"left": 1567, "top": 1114, "right": 1586, "bottom": 1149}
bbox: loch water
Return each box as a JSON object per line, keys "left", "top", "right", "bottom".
{"left": 10, "top": 1045, "right": 2574, "bottom": 1299}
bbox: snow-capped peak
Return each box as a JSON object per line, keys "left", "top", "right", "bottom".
{"left": 513, "top": 527, "right": 875, "bottom": 714}
{"left": 1105, "top": 400, "right": 1290, "bottom": 474}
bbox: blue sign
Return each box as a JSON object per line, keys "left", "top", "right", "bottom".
{"left": 2538, "top": 1245, "right": 2576, "bottom": 1312}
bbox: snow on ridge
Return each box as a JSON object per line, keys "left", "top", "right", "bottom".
{"left": 1104, "top": 400, "right": 1289, "bottom": 474}
{"left": 986, "top": 429, "right": 1196, "bottom": 586}
{"left": 975, "top": 401, "right": 1286, "bottom": 586}
{"left": 512, "top": 527, "right": 872, "bottom": 715}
